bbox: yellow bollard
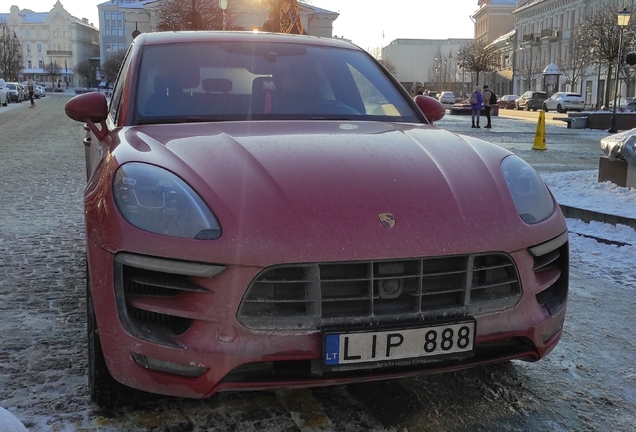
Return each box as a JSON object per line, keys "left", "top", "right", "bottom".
{"left": 532, "top": 110, "right": 547, "bottom": 150}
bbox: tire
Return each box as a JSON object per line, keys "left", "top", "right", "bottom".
{"left": 557, "top": 104, "right": 564, "bottom": 113}
{"left": 543, "top": 104, "right": 549, "bottom": 112}
{"left": 87, "top": 265, "right": 128, "bottom": 407}
{"left": 526, "top": 104, "right": 530, "bottom": 111}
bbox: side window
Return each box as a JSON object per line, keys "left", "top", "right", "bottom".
{"left": 109, "top": 46, "right": 134, "bottom": 124}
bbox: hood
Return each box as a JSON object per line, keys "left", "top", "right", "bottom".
{"left": 116, "top": 121, "right": 556, "bottom": 265}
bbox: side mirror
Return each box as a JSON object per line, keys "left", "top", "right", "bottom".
{"left": 65, "top": 92, "right": 109, "bottom": 140}
{"left": 65, "top": 91, "right": 108, "bottom": 123}
{"left": 414, "top": 95, "right": 446, "bottom": 123}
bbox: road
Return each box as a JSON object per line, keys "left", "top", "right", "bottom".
{"left": 0, "top": 95, "right": 635, "bottom": 431}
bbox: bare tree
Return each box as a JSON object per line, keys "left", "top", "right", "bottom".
{"left": 43, "top": 60, "right": 61, "bottom": 87}
{"left": 75, "top": 60, "right": 95, "bottom": 88}
{"left": 378, "top": 59, "right": 398, "bottom": 76}
{"left": 581, "top": 3, "right": 636, "bottom": 107}
{"left": 516, "top": 45, "right": 543, "bottom": 93}
{"left": 0, "top": 21, "right": 22, "bottom": 81}
{"left": 101, "top": 50, "right": 127, "bottom": 83}
{"left": 157, "top": 0, "right": 226, "bottom": 31}
{"left": 559, "top": 26, "right": 594, "bottom": 93}
{"left": 456, "top": 41, "right": 499, "bottom": 88}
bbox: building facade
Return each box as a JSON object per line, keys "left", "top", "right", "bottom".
{"left": 475, "top": 0, "right": 634, "bottom": 108}
{"left": 381, "top": 38, "right": 474, "bottom": 95}
{"left": 474, "top": 0, "right": 516, "bottom": 45}
{"left": 0, "top": 1, "right": 99, "bottom": 87}
{"left": 97, "top": 0, "right": 339, "bottom": 74}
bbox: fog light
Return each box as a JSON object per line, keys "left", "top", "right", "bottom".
{"left": 541, "top": 319, "right": 564, "bottom": 343}
{"left": 132, "top": 353, "right": 207, "bottom": 378}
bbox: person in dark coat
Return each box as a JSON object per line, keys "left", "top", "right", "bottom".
{"left": 483, "top": 85, "right": 494, "bottom": 128}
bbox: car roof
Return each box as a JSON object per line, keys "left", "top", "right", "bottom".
{"left": 135, "top": 31, "right": 362, "bottom": 52}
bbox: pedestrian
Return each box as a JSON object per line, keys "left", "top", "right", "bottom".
{"left": 483, "top": 85, "right": 494, "bottom": 128}
{"left": 470, "top": 86, "right": 483, "bottom": 128}
{"left": 416, "top": 87, "right": 424, "bottom": 96}
{"left": 27, "top": 76, "right": 35, "bottom": 108}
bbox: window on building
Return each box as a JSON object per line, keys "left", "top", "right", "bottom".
{"left": 119, "top": 43, "right": 125, "bottom": 51}
{"left": 37, "top": 43, "right": 42, "bottom": 52}
{"left": 106, "top": 27, "right": 110, "bottom": 36}
{"left": 27, "top": 43, "right": 31, "bottom": 52}
{"left": 28, "top": 60, "right": 32, "bottom": 68}
{"left": 111, "top": 12, "right": 116, "bottom": 20}
{"left": 25, "top": 28, "right": 30, "bottom": 37}
{"left": 105, "top": 11, "right": 110, "bottom": 20}
{"left": 106, "top": 43, "right": 111, "bottom": 52}
{"left": 118, "top": 27, "right": 123, "bottom": 36}
{"left": 118, "top": 12, "right": 122, "bottom": 21}
{"left": 39, "top": 60, "right": 44, "bottom": 68}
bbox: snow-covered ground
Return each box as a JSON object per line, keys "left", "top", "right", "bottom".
{"left": 542, "top": 169, "right": 636, "bottom": 290}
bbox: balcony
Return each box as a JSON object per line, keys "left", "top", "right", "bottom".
{"left": 522, "top": 34, "right": 540, "bottom": 45}
{"left": 47, "top": 50, "right": 72, "bottom": 56}
{"left": 540, "top": 28, "right": 561, "bottom": 41}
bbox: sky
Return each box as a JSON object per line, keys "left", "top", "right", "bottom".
{"left": 4, "top": 0, "right": 479, "bottom": 50}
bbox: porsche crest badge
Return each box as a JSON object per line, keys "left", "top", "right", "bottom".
{"left": 378, "top": 213, "right": 396, "bottom": 228}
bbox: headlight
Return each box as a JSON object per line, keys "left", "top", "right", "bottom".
{"left": 501, "top": 155, "right": 555, "bottom": 224}
{"left": 113, "top": 163, "right": 221, "bottom": 239}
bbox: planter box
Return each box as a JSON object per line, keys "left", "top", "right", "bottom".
{"left": 449, "top": 104, "right": 499, "bottom": 116}
{"left": 568, "top": 112, "right": 636, "bottom": 131}
{"left": 598, "top": 155, "right": 636, "bottom": 188}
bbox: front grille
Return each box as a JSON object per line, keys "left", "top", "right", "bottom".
{"left": 237, "top": 253, "right": 521, "bottom": 330}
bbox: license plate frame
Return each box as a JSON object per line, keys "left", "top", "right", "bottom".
{"left": 323, "top": 319, "right": 476, "bottom": 371}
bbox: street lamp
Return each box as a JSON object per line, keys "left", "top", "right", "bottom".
{"left": 609, "top": 8, "right": 631, "bottom": 133}
{"left": 457, "top": 61, "right": 465, "bottom": 99}
{"left": 219, "top": 0, "right": 228, "bottom": 31}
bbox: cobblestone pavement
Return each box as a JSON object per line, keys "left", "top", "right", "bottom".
{"left": 0, "top": 97, "right": 635, "bottom": 431}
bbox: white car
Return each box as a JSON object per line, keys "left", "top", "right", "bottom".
{"left": 0, "top": 78, "right": 10, "bottom": 106}
{"left": 542, "top": 92, "right": 585, "bottom": 113}
{"left": 35, "top": 85, "right": 46, "bottom": 98}
{"left": 437, "top": 91, "right": 456, "bottom": 106}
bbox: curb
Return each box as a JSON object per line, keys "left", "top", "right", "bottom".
{"left": 560, "top": 204, "right": 636, "bottom": 231}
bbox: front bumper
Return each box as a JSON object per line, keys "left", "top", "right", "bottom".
{"left": 87, "top": 229, "right": 568, "bottom": 399}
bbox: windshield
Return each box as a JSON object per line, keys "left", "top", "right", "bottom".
{"left": 134, "top": 41, "right": 420, "bottom": 124}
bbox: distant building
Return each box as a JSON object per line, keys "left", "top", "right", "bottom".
{"left": 0, "top": 1, "right": 99, "bottom": 87}
{"left": 474, "top": 0, "right": 516, "bottom": 45}
{"left": 381, "top": 38, "right": 473, "bottom": 96}
{"left": 97, "top": 0, "right": 339, "bottom": 74}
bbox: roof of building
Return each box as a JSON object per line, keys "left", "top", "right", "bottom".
{"left": 0, "top": 5, "right": 97, "bottom": 29}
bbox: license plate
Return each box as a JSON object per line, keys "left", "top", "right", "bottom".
{"left": 324, "top": 320, "right": 475, "bottom": 366}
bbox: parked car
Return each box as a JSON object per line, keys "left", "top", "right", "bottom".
{"left": 437, "top": 91, "right": 456, "bottom": 106}
{"left": 606, "top": 97, "right": 636, "bottom": 112}
{"left": 5, "top": 82, "right": 23, "bottom": 102}
{"left": 18, "top": 84, "right": 27, "bottom": 101}
{"left": 0, "top": 78, "right": 9, "bottom": 106}
{"left": 516, "top": 91, "right": 548, "bottom": 111}
{"left": 37, "top": 85, "right": 46, "bottom": 98}
{"left": 497, "top": 94, "right": 519, "bottom": 109}
{"left": 65, "top": 31, "right": 569, "bottom": 407}
{"left": 542, "top": 92, "right": 585, "bottom": 113}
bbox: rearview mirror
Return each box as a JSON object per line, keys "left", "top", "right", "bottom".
{"left": 65, "top": 92, "right": 108, "bottom": 123}
{"left": 414, "top": 95, "right": 446, "bottom": 123}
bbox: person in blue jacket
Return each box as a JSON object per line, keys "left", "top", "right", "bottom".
{"left": 470, "top": 86, "right": 483, "bottom": 128}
